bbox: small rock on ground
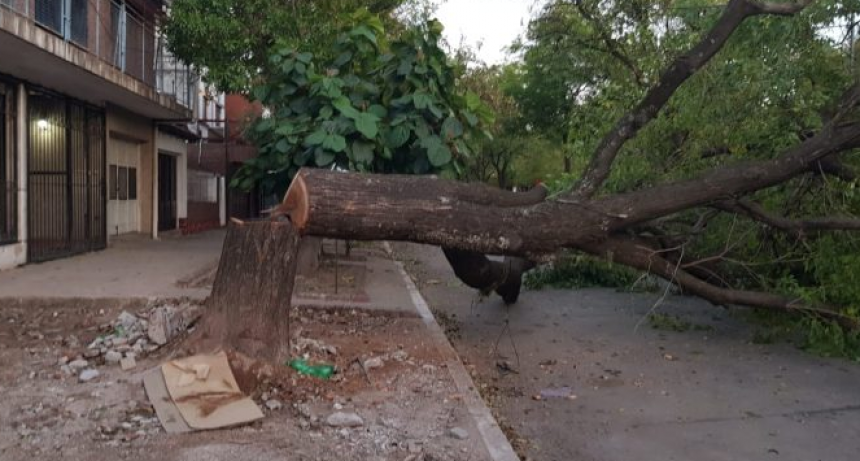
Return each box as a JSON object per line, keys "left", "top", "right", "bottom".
{"left": 364, "top": 357, "right": 384, "bottom": 370}
{"left": 326, "top": 412, "right": 364, "bottom": 427}
{"left": 448, "top": 427, "right": 469, "bottom": 440}
{"left": 79, "top": 369, "right": 100, "bottom": 382}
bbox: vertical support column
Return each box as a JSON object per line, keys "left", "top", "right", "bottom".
{"left": 151, "top": 125, "right": 159, "bottom": 239}
{"left": 218, "top": 177, "right": 226, "bottom": 227}
{"left": 16, "top": 83, "right": 27, "bottom": 262}
{"left": 177, "top": 145, "right": 187, "bottom": 225}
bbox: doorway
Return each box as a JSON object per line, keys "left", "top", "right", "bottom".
{"left": 27, "top": 91, "right": 106, "bottom": 262}
{"left": 107, "top": 137, "right": 140, "bottom": 236}
{"left": 157, "top": 153, "right": 177, "bottom": 232}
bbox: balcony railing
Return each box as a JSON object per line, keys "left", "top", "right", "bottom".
{"left": 0, "top": 0, "right": 198, "bottom": 110}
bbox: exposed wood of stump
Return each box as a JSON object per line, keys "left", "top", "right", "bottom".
{"left": 198, "top": 219, "right": 300, "bottom": 362}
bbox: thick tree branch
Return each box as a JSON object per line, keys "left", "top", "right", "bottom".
{"left": 813, "top": 156, "right": 857, "bottom": 182}
{"left": 582, "top": 236, "right": 858, "bottom": 329}
{"left": 600, "top": 117, "right": 860, "bottom": 230}
{"left": 714, "top": 200, "right": 860, "bottom": 236}
{"left": 574, "top": 0, "right": 816, "bottom": 198}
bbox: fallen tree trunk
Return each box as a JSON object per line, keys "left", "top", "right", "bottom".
{"left": 275, "top": 167, "right": 859, "bottom": 324}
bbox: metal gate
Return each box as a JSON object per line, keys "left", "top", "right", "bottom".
{"left": 28, "top": 91, "right": 106, "bottom": 262}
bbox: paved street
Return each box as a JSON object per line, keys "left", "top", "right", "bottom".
{"left": 392, "top": 242, "right": 860, "bottom": 461}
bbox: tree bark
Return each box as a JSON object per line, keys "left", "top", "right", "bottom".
{"left": 200, "top": 219, "right": 300, "bottom": 361}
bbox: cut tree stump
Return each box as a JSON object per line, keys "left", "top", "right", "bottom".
{"left": 199, "top": 218, "right": 300, "bottom": 362}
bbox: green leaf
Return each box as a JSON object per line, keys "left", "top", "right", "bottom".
{"left": 397, "top": 60, "right": 413, "bottom": 76}
{"left": 368, "top": 104, "right": 388, "bottom": 118}
{"left": 441, "top": 117, "right": 464, "bottom": 140}
{"left": 296, "top": 52, "right": 313, "bottom": 63}
{"left": 275, "top": 123, "right": 296, "bottom": 136}
{"left": 275, "top": 139, "right": 290, "bottom": 153}
{"left": 351, "top": 141, "right": 374, "bottom": 163}
{"left": 354, "top": 113, "right": 379, "bottom": 139}
{"left": 319, "top": 106, "right": 334, "bottom": 119}
{"left": 422, "top": 136, "right": 451, "bottom": 167}
{"left": 314, "top": 148, "right": 335, "bottom": 166}
{"left": 305, "top": 129, "right": 326, "bottom": 146}
{"left": 462, "top": 111, "right": 479, "bottom": 127}
{"left": 385, "top": 125, "right": 410, "bottom": 149}
{"left": 255, "top": 118, "right": 274, "bottom": 133}
{"left": 333, "top": 51, "right": 353, "bottom": 67}
{"left": 464, "top": 91, "right": 482, "bottom": 111}
{"left": 252, "top": 86, "right": 270, "bottom": 102}
{"left": 322, "top": 134, "right": 347, "bottom": 152}
{"left": 333, "top": 97, "right": 361, "bottom": 119}
{"left": 427, "top": 103, "right": 443, "bottom": 119}
{"left": 413, "top": 92, "right": 432, "bottom": 109}
{"left": 350, "top": 25, "right": 377, "bottom": 44}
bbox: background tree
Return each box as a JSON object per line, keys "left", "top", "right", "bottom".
{"left": 164, "top": 0, "right": 420, "bottom": 92}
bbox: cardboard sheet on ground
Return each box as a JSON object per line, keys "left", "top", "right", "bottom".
{"left": 160, "top": 351, "right": 263, "bottom": 430}
{"left": 143, "top": 367, "right": 192, "bottom": 434}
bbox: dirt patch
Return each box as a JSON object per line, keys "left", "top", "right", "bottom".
{"left": 0, "top": 302, "right": 486, "bottom": 461}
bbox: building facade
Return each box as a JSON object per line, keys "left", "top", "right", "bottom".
{"left": 0, "top": 0, "right": 196, "bottom": 269}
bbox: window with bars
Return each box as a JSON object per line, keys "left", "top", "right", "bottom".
{"left": 188, "top": 170, "right": 218, "bottom": 204}
{"left": 0, "top": 82, "right": 17, "bottom": 244}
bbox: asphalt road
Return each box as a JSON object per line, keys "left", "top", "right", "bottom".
{"left": 391, "top": 242, "right": 860, "bottom": 461}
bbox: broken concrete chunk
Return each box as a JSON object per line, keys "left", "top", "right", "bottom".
{"left": 265, "top": 400, "right": 283, "bottom": 411}
{"left": 79, "top": 369, "right": 100, "bottom": 382}
{"left": 69, "top": 359, "right": 89, "bottom": 371}
{"left": 105, "top": 350, "right": 123, "bottom": 364}
{"left": 120, "top": 357, "right": 137, "bottom": 371}
{"left": 147, "top": 308, "right": 171, "bottom": 345}
{"left": 116, "top": 311, "right": 139, "bottom": 331}
{"left": 326, "top": 412, "right": 364, "bottom": 427}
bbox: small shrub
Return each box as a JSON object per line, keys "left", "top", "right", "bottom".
{"left": 524, "top": 253, "right": 642, "bottom": 290}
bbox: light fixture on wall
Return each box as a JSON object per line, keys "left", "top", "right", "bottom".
{"left": 36, "top": 119, "right": 49, "bottom": 131}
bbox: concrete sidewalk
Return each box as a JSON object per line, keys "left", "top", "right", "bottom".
{"left": 393, "top": 242, "right": 860, "bottom": 461}
{"left": 0, "top": 230, "right": 225, "bottom": 301}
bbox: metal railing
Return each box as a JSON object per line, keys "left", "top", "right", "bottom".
{"left": 0, "top": 0, "right": 198, "bottom": 110}
{"left": 155, "top": 40, "right": 198, "bottom": 110}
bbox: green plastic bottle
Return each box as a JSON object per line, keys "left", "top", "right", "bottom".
{"left": 288, "top": 359, "right": 335, "bottom": 379}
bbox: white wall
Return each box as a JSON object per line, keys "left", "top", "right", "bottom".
{"left": 0, "top": 83, "right": 28, "bottom": 271}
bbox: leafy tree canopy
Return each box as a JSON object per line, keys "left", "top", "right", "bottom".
{"left": 164, "top": 0, "right": 422, "bottom": 92}
{"left": 512, "top": 0, "right": 860, "bottom": 355}
{"left": 230, "top": 11, "right": 494, "bottom": 194}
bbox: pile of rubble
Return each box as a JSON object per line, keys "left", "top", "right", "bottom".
{"left": 57, "top": 302, "right": 200, "bottom": 382}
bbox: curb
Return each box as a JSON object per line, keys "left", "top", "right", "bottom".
{"left": 384, "top": 242, "right": 521, "bottom": 461}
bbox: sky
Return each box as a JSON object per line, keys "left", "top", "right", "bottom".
{"left": 433, "top": 0, "right": 543, "bottom": 65}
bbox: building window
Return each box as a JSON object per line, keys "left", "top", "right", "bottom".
{"left": 188, "top": 170, "right": 218, "bottom": 203}
{"left": 110, "top": 164, "right": 137, "bottom": 201}
{"left": 35, "top": 0, "right": 88, "bottom": 46}
{"left": 0, "top": 82, "right": 17, "bottom": 244}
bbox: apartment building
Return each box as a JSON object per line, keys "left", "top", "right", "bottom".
{"left": 0, "top": 0, "right": 197, "bottom": 269}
